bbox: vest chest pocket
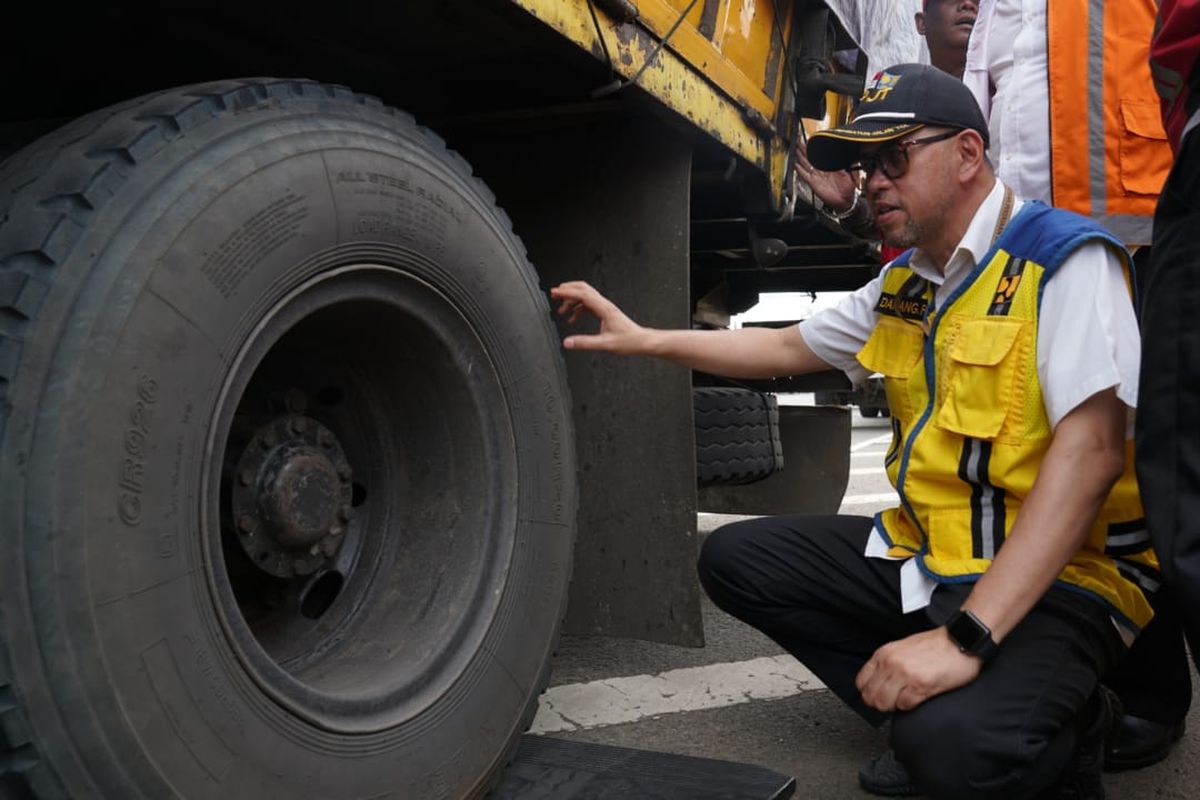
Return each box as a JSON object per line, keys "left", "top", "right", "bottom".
{"left": 857, "top": 316, "right": 925, "bottom": 423}
{"left": 1119, "top": 101, "right": 1172, "bottom": 196}
{"left": 935, "top": 317, "right": 1028, "bottom": 440}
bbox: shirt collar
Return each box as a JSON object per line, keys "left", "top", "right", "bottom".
{"left": 907, "top": 179, "right": 1022, "bottom": 285}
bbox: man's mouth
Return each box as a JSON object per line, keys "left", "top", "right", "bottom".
{"left": 954, "top": 14, "right": 976, "bottom": 29}
{"left": 874, "top": 202, "right": 901, "bottom": 223}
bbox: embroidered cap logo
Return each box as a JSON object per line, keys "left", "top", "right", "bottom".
{"left": 861, "top": 71, "right": 901, "bottom": 103}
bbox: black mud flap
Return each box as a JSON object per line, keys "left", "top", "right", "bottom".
{"left": 458, "top": 116, "right": 704, "bottom": 647}
{"left": 491, "top": 736, "right": 796, "bottom": 800}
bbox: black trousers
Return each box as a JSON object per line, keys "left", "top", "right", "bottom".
{"left": 1104, "top": 585, "right": 1192, "bottom": 723}
{"left": 698, "top": 515, "right": 1124, "bottom": 800}
{"left": 1137, "top": 127, "right": 1200, "bottom": 675}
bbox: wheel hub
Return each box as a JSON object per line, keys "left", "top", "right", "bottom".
{"left": 232, "top": 414, "right": 353, "bottom": 577}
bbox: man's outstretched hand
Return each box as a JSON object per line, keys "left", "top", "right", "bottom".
{"left": 550, "top": 281, "right": 649, "bottom": 355}
{"left": 855, "top": 627, "right": 983, "bottom": 712}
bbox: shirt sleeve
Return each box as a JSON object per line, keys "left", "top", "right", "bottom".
{"left": 798, "top": 271, "right": 884, "bottom": 386}
{"left": 1037, "top": 241, "right": 1141, "bottom": 431}
{"left": 962, "top": 0, "right": 993, "bottom": 120}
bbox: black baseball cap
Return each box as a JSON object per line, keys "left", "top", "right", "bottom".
{"left": 808, "top": 63, "right": 990, "bottom": 171}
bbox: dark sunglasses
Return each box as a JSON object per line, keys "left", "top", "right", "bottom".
{"left": 846, "top": 130, "right": 962, "bottom": 181}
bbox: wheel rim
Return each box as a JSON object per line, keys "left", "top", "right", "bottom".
{"left": 201, "top": 263, "right": 517, "bottom": 734}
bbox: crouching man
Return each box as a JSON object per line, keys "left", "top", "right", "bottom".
{"left": 551, "top": 64, "right": 1158, "bottom": 800}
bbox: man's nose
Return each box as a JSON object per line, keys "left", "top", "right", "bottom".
{"left": 865, "top": 167, "right": 893, "bottom": 194}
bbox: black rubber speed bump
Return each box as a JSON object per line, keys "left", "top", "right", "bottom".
{"left": 490, "top": 735, "right": 796, "bottom": 799}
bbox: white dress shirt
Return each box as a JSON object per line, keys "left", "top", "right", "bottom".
{"left": 963, "top": 0, "right": 1053, "bottom": 203}
{"left": 797, "top": 179, "right": 1141, "bottom": 611}
{"left": 823, "top": 0, "right": 926, "bottom": 81}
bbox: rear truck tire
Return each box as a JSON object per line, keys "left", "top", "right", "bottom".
{"left": 0, "top": 79, "right": 576, "bottom": 799}
{"left": 693, "top": 388, "right": 784, "bottom": 486}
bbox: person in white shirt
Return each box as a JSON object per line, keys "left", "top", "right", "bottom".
{"left": 961, "top": 0, "right": 1051, "bottom": 203}
{"left": 552, "top": 64, "right": 1153, "bottom": 800}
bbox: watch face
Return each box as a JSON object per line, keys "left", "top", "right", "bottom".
{"left": 948, "top": 610, "right": 988, "bottom": 651}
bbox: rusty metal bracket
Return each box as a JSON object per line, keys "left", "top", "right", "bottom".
{"left": 741, "top": 106, "right": 776, "bottom": 136}
{"left": 592, "top": 0, "right": 700, "bottom": 98}
{"left": 593, "top": 0, "right": 638, "bottom": 23}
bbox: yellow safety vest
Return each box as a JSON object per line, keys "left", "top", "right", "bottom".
{"left": 859, "top": 203, "right": 1158, "bottom": 633}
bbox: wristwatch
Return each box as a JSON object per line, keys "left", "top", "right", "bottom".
{"left": 945, "top": 609, "right": 999, "bottom": 662}
{"left": 829, "top": 188, "right": 861, "bottom": 221}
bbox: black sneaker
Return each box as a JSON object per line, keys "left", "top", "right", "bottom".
{"left": 1104, "top": 713, "right": 1186, "bottom": 772}
{"left": 858, "top": 749, "right": 922, "bottom": 797}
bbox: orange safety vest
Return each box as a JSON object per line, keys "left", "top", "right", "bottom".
{"left": 1047, "top": 0, "right": 1173, "bottom": 246}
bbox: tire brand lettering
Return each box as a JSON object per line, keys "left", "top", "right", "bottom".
{"left": 353, "top": 212, "right": 413, "bottom": 243}
{"left": 125, "top": 429, "right": 147, "bottom": 459}
{"left": 118, "top": 374, "right": 158, "bottom": 526}
{"left": 119, "top": 459, "right": 144, "bottom": 493}
{"left": 413, "top": 184, "right": 463, "bottom": 223}
{"left": 367, "top": 171, "right": 410, "bottom": 192}
{"left": 183, "top": 633, "right": 245, "bottom": 729}
{"left": 341, "top": 170, "right": 461, "bottom": 260}
{"left": 118, "top": 493, "right": 142, "bottom": 527}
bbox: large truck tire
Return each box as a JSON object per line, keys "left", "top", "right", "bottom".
{"left": 0, "top": 79, "right": 576, "bottom": 799}
{"left": 693, "top": 388, "right": 784, "bottom": 486}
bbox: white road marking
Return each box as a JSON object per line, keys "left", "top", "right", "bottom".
{"left": 849, "top": 467, "right": 887, "bottom": 476}
{"left": 851, "top": 450, "right": 888, "bottom": 458}
{"left": 850, "top": 433, "right": 893, "bottom": 452}
{"left": 530, "top": 655, "right": 826, "bottom": 734}
{"left": 839, "top": 492, "right": 899, "bottom": 506}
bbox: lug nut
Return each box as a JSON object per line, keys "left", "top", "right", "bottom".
{"left": 330, "top": 523, "right": 345, "bottom": 537}
{"left": 240, "top": 468, "right": 255, "bottom": 487}
{"left": 337, "top": 463, "right": 352, "bottom": 480}
{"left": 318, "top": 429, "right": 333, "bottom": 448}
{"left": 285, "top": 388, "right": 308, "bottom": 414}
{"left": 289, "top": 416, "right": 308, "bottom": 435}
{"left": 238, "top": 515, "right": 256, "bottom": 534}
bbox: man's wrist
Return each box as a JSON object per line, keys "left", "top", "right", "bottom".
{"left": 639, "top": 327, "right": 664, "bottom": 357}
{"left": 829, "top": 190, "right": 876, "bottom": 237}
{"left": 945, "top": 609, "right": 999, "bottom": 662}
{"left": 829, "top": 189, "right": 861, "bottom": 220}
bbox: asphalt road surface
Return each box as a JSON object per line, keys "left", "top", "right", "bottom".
{"left": 532, "top": 409, "right": 1199, "bottom": 799}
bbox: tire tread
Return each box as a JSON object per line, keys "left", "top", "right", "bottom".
{"left": 694, "top": 388, "right": 784, "bottom": 486}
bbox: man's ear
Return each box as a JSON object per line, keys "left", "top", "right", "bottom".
{"left": 957, "top": 130, "right": 988, "bottom": 179}
{"left": 914, "top": 12, "right": 926, "bottom": 35}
